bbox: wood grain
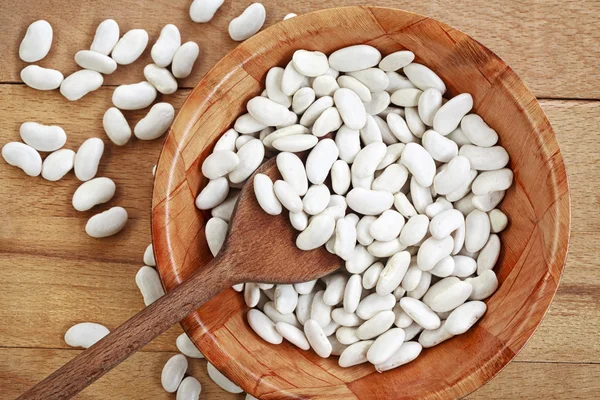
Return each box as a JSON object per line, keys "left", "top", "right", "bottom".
{"left": 0, "top": 0, "right": 598, "bottom": 98}
{"left": 0, "top": 0, "right": 598, "bottom": 398}
{"left": 2, "top": 349, "right": 598, "bottom": 400}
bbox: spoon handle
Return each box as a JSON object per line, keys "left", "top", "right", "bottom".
{"left": 17, "top": 257, "right": 231, "bottom": 400}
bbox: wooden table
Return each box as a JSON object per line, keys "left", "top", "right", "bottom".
{"left": 1, "top": 1, "right": 598, "bottom": 398}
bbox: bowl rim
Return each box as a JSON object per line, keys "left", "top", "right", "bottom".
{"left": 152, "top": 5, "right": 571, "bottom": 399}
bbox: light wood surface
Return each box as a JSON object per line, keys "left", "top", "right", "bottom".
{"left": 0, "top": 0, "right": 598, "bottom": 399}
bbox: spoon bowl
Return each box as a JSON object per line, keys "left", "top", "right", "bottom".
{"left": 152, "top": 6, "right": 570, "bottom": 399}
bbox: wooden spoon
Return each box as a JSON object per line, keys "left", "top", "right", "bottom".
{"left": 18, "top": 158, "right": 341, "bottom": 400}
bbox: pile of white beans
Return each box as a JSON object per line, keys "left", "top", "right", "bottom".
{"left": 3, "top": 18, "right": 200, "bottom": 239}
{"left": 197, "top": 44, "right": 512, "bottom": 371}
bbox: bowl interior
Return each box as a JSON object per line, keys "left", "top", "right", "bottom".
{"left": 152, "top": 6, "right": 570, "bottom": 399}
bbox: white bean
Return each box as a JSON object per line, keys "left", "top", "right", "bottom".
{"left": 21, "top": 65, "right": 64, "bottom": 90}
{"left": 405, "top": 106, "right": 426, "bottom": 138}
{"left": 264, "top": 124, "right": 308, "bottom": 149}
{"left": 312, "top": 107, "right": 342, "bottom": 137}
{"left": 72, "top": 177, "right": 115, "bottom": 211}
{"left": 328, "top": 45, "right": 381, "bottom": 72}
{"left": 376, "top": 251, "right": 410, "bottom": 295}
{"left": 276, "top": 322, "right": 310, "bottom": 350}
{"left": 399, "top": 297, "right": 440, "bottom": 330}
{"left": 19, "top": 122, "right": 66, "bottom": 152}
{"left": 64, "top": 322, "right": 109, "bottom": 349}
{"left": 103, "top": 107, "right": 131, "bottom": 146}
{"left": 202, "top": 151, "right": 239, "bottom": 180}
{"left": 296, "top": 215, "right": 335, "bottom": 250}
{"left": 434, "top": 156, "right": 471, "bottom": 195}
{"left": 477, "top": 234, "right": 501, "bottom": 275}
{"left": 379, "top": 50, "right": 415, "bottom": 71}
{"left": 205, "top": 217, "right": 228, "bottom": 256}
{"left": 337, "top": 75, "right": 371, "bottom": 102}
{"left": 452, "top": 255, "right": 477, "bottom": 278}
{"left": 370, "top": 210, "right": 405, "bottom": 242}
{"left": 334, "top": 217, "right": 357, "bottom": 260}
{"left": 172, "top": 42, "right": 200, "bottom": 78}
{"left": 465, "top": 209, "right": 491, "bottom": 253}
{"left": 489, "top": 209, "right": 508, "bottom": 233}
{"left": 264, "top": 302, "right": 300, "bottom": 327}
{"left": 195, "top": 177, "right": 229, "bottom": 210}
{"left": 247, "top": 308, "right": 283, "bottom": 344}
{"left": 176, "top": 333, "right": 204, "bottom": 358}
{"left": 403, "top": 63, "right": 446, "bottom": 94}
{"left": 207, "top": 362, "right": 243, "bottom": 394}
{"left": 472, "top": 190, "right": 505, "bottom": 212}
{"left": 387, "top": 113, "right": 418, "bottom": 143}
{"left": 417, "top": 236, "right": 453, "bottom": 271}
{"left": 433, "top": 93, "right": 473, "bottom": 135}
{"left": 374, "top": 341, "right": 422, "bottom": 372}
{"left": 176, "top": 376, "right": 202, "bottom": 400}
{"left": 282, "top": 61, "right": 306, "bottom": 96}
{"left": 418, "top": 323, "right": 454, "bottom": 348}
{"left": 422, "top": 129, "right": 458, "bottom": 162}
{"left": 293, "top": 50, "right": 329, "bottom": 77}
{"left": 400, "top": 143, "right": 436, "bottom": 187}
{"left": 41, "top": 149, "right": 75, "bottom": 181}
{"left": 305, "top": 138, "right": 338, "bottom": 185}
{"left": 292, "top": 87, "right": 316, "bottom": 113}
{"left": 472, "top": 169, "right": 514, "bottom": 196}
{"left": 190, "top": 0, "right": 224, "bottom": 23}
{"left": 228, "top": 3, "right": 266, "bottom": 41}
{"left": 229, "top": 138, "right": 264, "bottom": 183}
{"left": 401, "top": 263, "right": 422, "bottom": 292}
{"left": 143, "top": 244, "right": 155, "bottom": 267}
{"left": 300, "top": 95, "right": 333, "bottom": 126}
{"left": 247, "top": 96, "right": 290, "bottom": 126}
{"left": 333, "top": 88, "right": 367, "bottom": 129}
{"left": 367, "top": 328, "right": 406, "bottom": 364}
{"left": 74, "top": 138, "right": 104, "bottom": 181}
{"left": 111, "top": 29, "right": 148, "bottom": 65}
{"left": 135, "top": 266, "right": 165, "bottom": 306}
{"left": 85, "top": 206, "right": 128, "bottom": 238}
{"left": 75, "top": 50, "right": 117, "bottom": 74}
{"left": 134, "top": 102, "right": 175, "bottom": 140}
{"left": 3, "top": 142, "right": 44, "bottom": 177}
{"left": 399, "top": 215, "right": 429, "bottom": 247}
{"left": 422, "top": 277, "right": 473, "bottom": 312}
{"left": 394, "top": 192, "right": 418, "bottom": 218}
{"left": 90, "top": 19, "right": 120, "bottom": 55}
{"left": 356, "top": 293, "right": 395, "bottom": 320}
{"left": 391, "top": 88, "right": 422, "bottom": 107}
{"left": 274, "top": 284, "right": 298, "bottom": 314}
{"left": 112, "top": 81, "right": 157, "bottom": 110}
{"left": 265, "top": 67, "right": 292, "bottom": 107}
{"left": 459, "top": 145, "right": 509, "bottom": 171}
{"left": 360, "top": 114, "right": 383, "bottom": 145}
{"left": 348, "top": 68, "right": 389, "bottom": 93}
{"left": 429, "top": 209, "right": 464, "bottom": 239}
{"left": 467, "top": 270, "right": 499, "bottom": 300}
{"left": 19, "top": 20, "right": 52, "bottom": 62}
{"left": 461, "top": 114, "right": 498, "bottom": 147}
{"left": 254, "top": 173, "right": 282, "bottom": 215}
{"left": 417, "top": 88, "right": 442, "bottom": 126}
{"left": 445, "top": 301, "right": 487, "bottom": 335}
{"left": 352, "top": 142, "right": 387, "bottom": 178}
{"left": 60, "top": 70, "right": 103, "bottom": 101}
{"left": 446, "top": 169, "right": 477, "bottom": 202}
{"left": 144, "top": 64, "right": 178, "bottom": 94}
{"left": 152, "top": 24, "right": 181, "bottom": 67}
{"left": 356, "top": 310, "right": 395, "bottom": 339}
{"left": 304, "top": 319, "right": 332, "bottom": 357}
{"left": 346, "top": 188, "right": 394, "bottom": 215}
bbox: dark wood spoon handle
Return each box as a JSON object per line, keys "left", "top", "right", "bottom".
{"left": 17, "top": 257, "right": 231, "bottom": 400}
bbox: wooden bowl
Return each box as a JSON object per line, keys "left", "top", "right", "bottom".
{"left": 152, "top": 6, "right": 570, "bottom": 399}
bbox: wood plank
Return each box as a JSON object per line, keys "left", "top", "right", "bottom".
{"left": 0, "top": 87, "right": 598, "bottom": 363}
{"left": 0, "top": 348, "right": 243, "bottom": 400}
{"left": 0, "top": 0, "right": 598, "bottom": 99}
{"left": 2, "top": 348, "right": 598, "bottom": 399}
